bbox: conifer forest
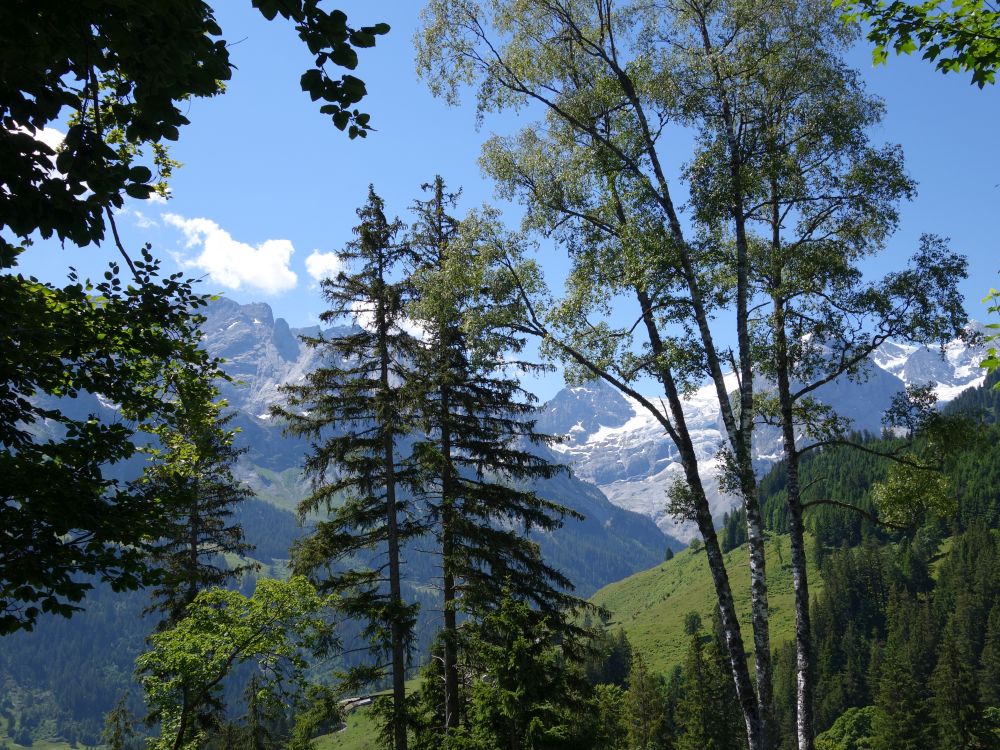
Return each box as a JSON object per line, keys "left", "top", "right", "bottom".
{"left": 2, "top": 2, "right": 999, "bottom": 750}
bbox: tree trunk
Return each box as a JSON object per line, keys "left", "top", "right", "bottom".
{"left": 744, "top": 492, "right": 775, "bottom": 746}
{"left": 774, "top": 296, "right": 815, "bottom": 750}
{"left": 688, "top": 458, "right": 766, "bottom": 750}
{"left": 378, "top": 276, "right": 408, "bottom": 750}
{"left": 634, "top": 287, "right": 765, "bottom": 750}
{"left": 440, "top": 385, "right": 461, "bottom": 733}
{"left": 691, "top": 10, "right": 775, "bottom": 743}
{"left": 609, "top": 30, "right": 774, "bottom": 746}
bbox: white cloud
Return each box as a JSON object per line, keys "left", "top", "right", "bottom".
{"left": 132, "top": 210, "right": 157, "bottom": 229}
{"left": 164, "top": 213, "right": 298, "bottom": 294}
{"left": 304, "top": 250, "right": 344, "bottom": 282}
{"left": 346, "top": 299, "right": 426, "bottom": 341}
{"left": 348, "top": 298, "right": 377, "bottom": 331}
{"left": 118, "top": 206, "right": 158, "bottom": 229}
{"left": 33, "top": 126, "right": 65, "bottom": 152}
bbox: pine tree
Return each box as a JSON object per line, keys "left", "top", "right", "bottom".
{"left": 406, "top": 176, "right": 584, "bottom": 740}
{"left": 138, "top": 370, "right": 256, "bottom": 628}
{"left": 871, "top": 593, "right": 936, "bottom": 750}
{"left": 274, "top": 187, "right": 422, "bottom": 750}
{"left": 585, "top": 628, "right": 634, "bottom": 689}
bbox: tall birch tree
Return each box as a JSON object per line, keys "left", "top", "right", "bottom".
{"left": 679, "top": 8, "right": 968, "bottom": 745}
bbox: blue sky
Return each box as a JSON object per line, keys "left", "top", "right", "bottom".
{"left": 20, "top": 2, "right": 1000, "bottom": 400}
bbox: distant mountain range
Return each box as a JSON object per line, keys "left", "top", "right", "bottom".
{"left": 198, "top": 298, "right": 671, "bottom": 595}
{"left": 201, "top": 298, "right": 988, "bottom": 547}
{"left": 536, "top": 328, "right": 987, "bottom": 541}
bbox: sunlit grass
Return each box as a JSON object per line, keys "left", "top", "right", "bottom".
{"left": 591, "top": 533, "right": 822, "bottom": 675}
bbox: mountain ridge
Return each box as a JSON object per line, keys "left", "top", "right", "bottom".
{"left": 535, "top": 328, "right": 987, "bottom": 541}
{"left": 200, "top": 298, "right": 986, "bottom": 545}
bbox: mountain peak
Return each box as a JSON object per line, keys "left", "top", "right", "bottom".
{"left": 536, "top": 379, "right": 635, "bottom": 443}
{"left": 536, "top": 332, "right": 989, "bottom": 541}
{"left": 201, "top": 297, "right": 323, "bottom": 416}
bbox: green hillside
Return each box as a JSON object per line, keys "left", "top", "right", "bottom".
{"left": 591, "top": 534, "right": 821, "bottom": 674}
{"left": 314, "top": 709, "right": 381, "bottom": 750}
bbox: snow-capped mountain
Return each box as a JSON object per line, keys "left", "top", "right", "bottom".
{"left": 198, "top": 298, "right": 986, "bottom": 545}
{"left": 872, "top": 324, "right": 988, "bottom": 401}
{"left": 539, "top": 379, "right": 730, "bottom": 542}
{"left": 539, "top": 331, "right": 988, "bottom": 542}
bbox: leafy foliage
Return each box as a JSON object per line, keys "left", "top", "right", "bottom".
{"left": 835, "top": 0, "right": 1000, "bottom": 86}
{"left": 0, "top": 0, "right": 387, "bottom": 634}
{"left": 250, "top": 0, "right": 389, "bottom": 138}
{"left": 0, "top": 2, "right": 230, "bottom": 255}
{"left": 137, "top": 576, "right": 328, "bottom": 750}
{"left": 983, "top": 287, "right": 1000, "bottom": 384}
{"left": 814, "top": 706, "right": 875, "bottom": 750}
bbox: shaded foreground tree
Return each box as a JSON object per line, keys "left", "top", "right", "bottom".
{"left": 1, "top": 0, "right": 387, "bottom": 632}
{"left": 274, "top": 187, "right": 421, "bottom": 750}
{"left": 0, "top": 255, "right": 219, "bottom": 633}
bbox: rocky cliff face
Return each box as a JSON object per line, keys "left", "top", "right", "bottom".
{"left": 200, "top": 297, "right": 330, "bottom": 417}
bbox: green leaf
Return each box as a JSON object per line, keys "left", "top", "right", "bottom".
{"left": 252, "top": 0, "right": 280, "bottom": 21}
{"left": 332, "top": 110, "right": 350, "bottom": 130}
{"left": 125, "top": 183, "right": 152, "bottom": 199}
{"left": 350, "top": 31, "right": 377, "bottom": 48}
{"left": 128, "top": 165, "right": 153, "bottom": 183}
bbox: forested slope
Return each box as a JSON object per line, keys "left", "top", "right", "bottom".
{"left": 589, "top": 371, "right": 1000, "bottom": 749}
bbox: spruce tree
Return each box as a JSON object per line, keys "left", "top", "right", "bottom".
{"left": 274, "top": 187, "right": 421, "bottom": 750}
{"left": 930, "top": 613, "right": 992, "bottom": 749}
{"left": 406, "top": 176, "right": 584, "bottom": 740}
{"left": 460, "top": 592, "right": 594, "bottom": 750}
{"left": 871, "top": 593, "right": 936, "bottom": 750}
{"left": 626, "top": 653, "right": 665, "bottom": 750}
{"left": 676, "top": 629, "right": 745, "bottom": 750}
{"left": 980, "top": 604, "right": 1000, "bottom": 709}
